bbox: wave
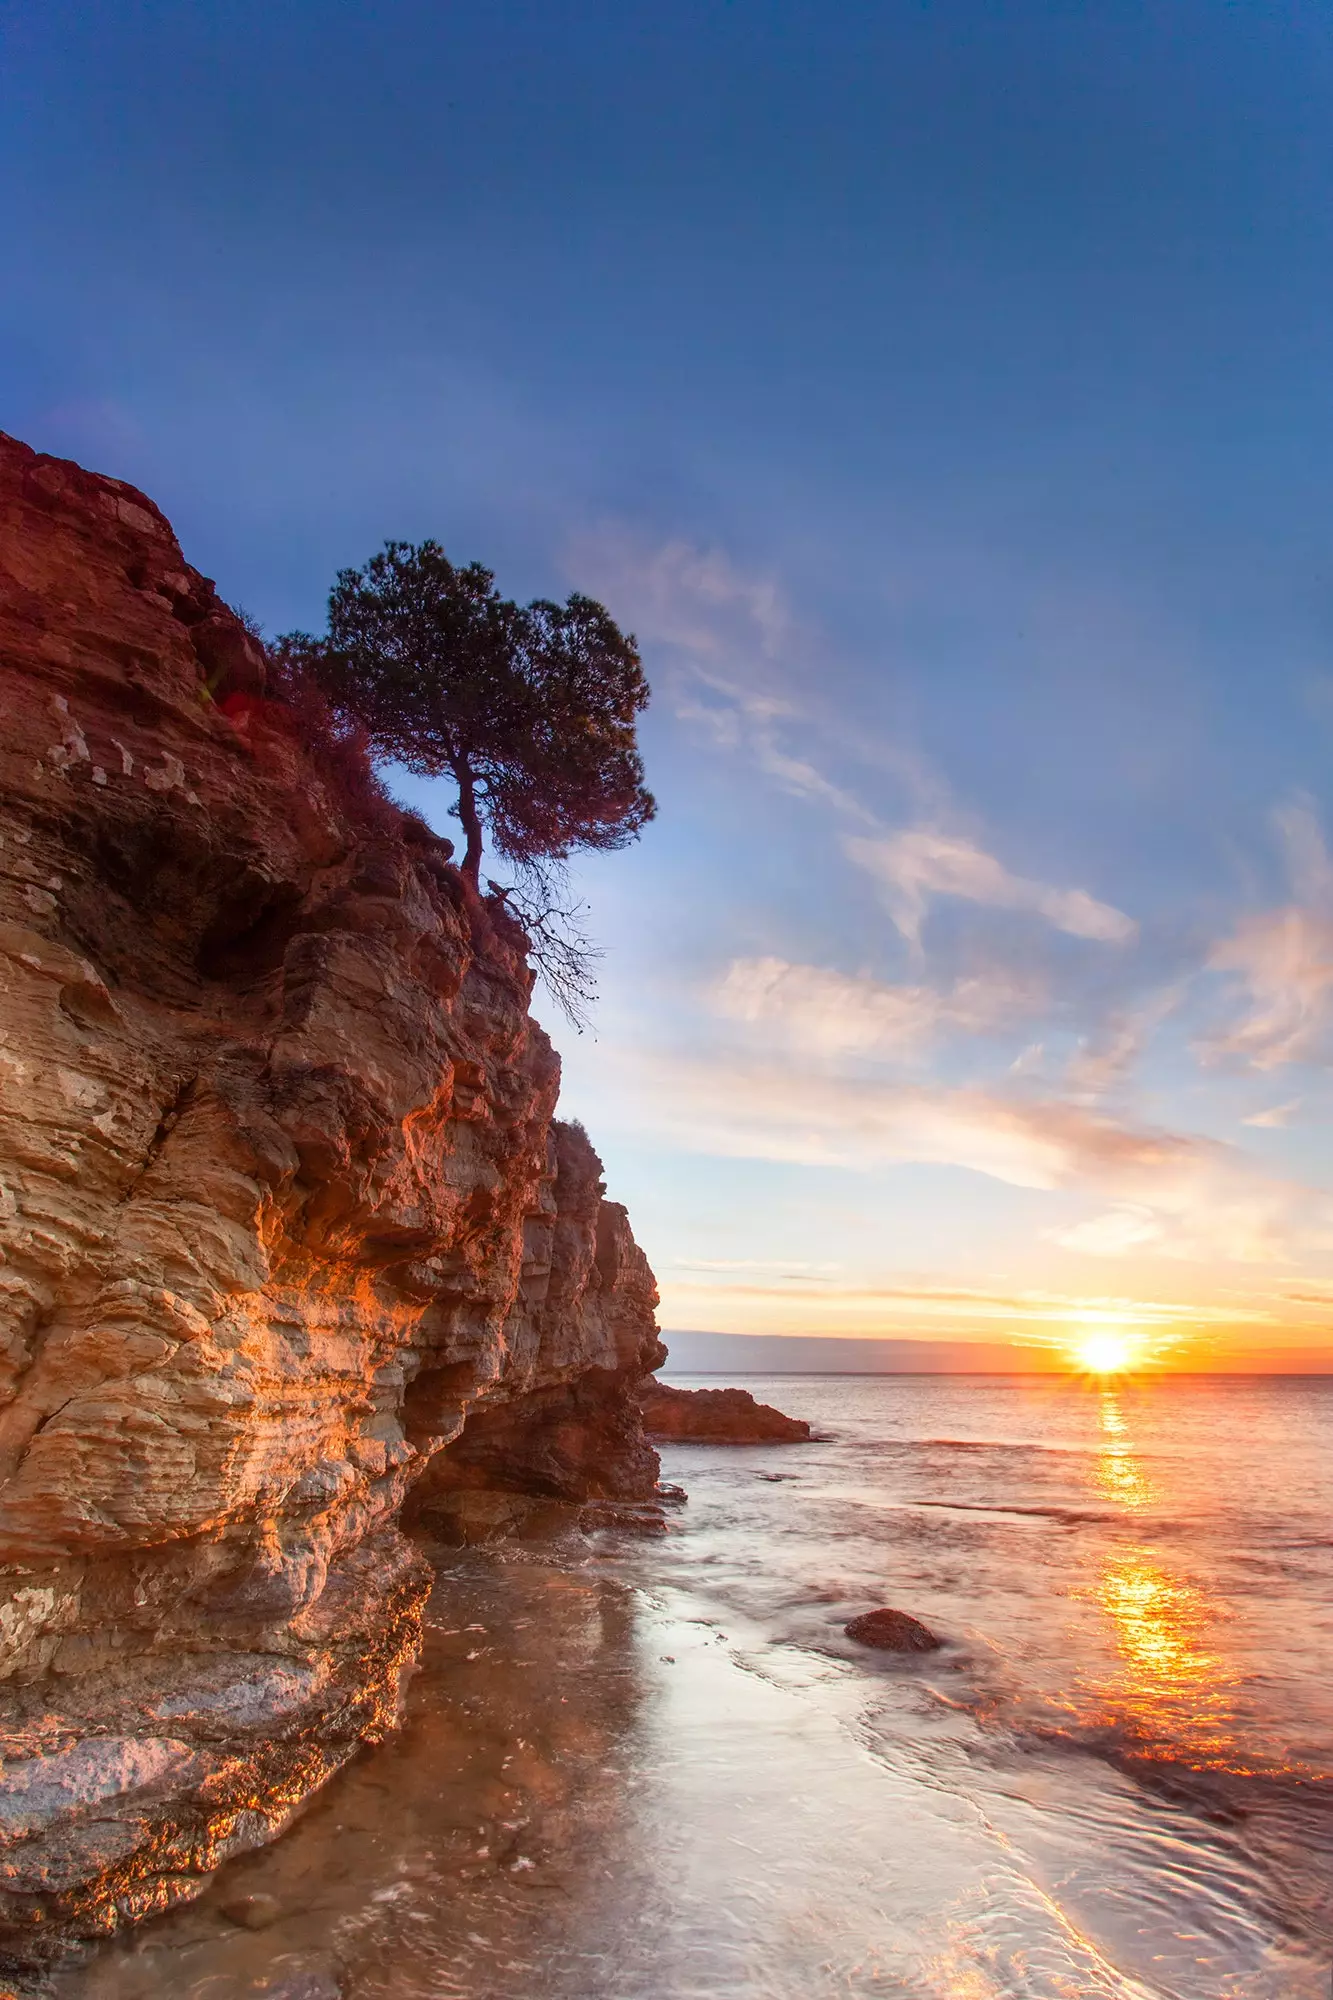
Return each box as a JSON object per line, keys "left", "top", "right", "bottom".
{"left": 847, "top": 1435, "right": 1096, "bottom": 1457}
{"left": 1027, "top": 1717, "right": 1333, "bottom": 1820}
{"left": 909, "top": 1498, "right": 1133, "bottom": 1525}
{"left": 915, "top": 1436, "right": 1090, "bottom": 1455}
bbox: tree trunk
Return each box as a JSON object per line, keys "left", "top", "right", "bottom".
{"left": 453, "top": 760, "right": 484, "bottom": 886}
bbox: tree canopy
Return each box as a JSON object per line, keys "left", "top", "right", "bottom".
{"left": 278, "top": 539, "right": 656, "bottom": 1022}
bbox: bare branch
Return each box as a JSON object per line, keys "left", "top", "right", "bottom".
{"left": 486, "top": 860, "right": 603, "bottom": 1032}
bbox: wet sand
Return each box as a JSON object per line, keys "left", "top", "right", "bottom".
{"left": 60, "top": 1546, "right": 972, "bottom": 2000}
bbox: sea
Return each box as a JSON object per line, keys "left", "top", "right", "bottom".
{"left": 56, "top": 1373, "right": 1333, "bottom": 2000}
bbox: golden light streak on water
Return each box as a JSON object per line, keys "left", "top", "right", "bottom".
{"left": 1090, "top": 1391, "right": 1154, "bottom": 1510}
{"left": 1085, "top": 1390, "right": 1240, "bottom": 1769}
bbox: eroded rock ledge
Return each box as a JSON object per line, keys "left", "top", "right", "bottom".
{"left": 0, "top": 434, "right": 663, "bottom": 1968}
{"left": 638, "top": 1381, "right": 812, "bottom": 1443}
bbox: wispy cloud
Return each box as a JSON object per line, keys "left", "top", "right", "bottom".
{"left": 1201, "top": 799, "right": 1333, "bottom": 1070}
{"left": 573, "top": 534, "right": 794, "bottom": 662}
{"left": 605, "top": 1045, "right": 1173, "bottom": 1187}
{"left": 1205, "top": 908, "right": 1333, "bottom": 1069}
{"left": 1043, "top": 1145, "right": 1318, "bottom": 1264}
{"left": 1243, "top": 1099, "right": 1302, "bottom": 1128}
{"left": 676, "top": 663, "right": 876, "bottom": 823}
{"left": 659, "top": 1277, "right": 1273, "bottom": 1328}
{"left": 1064, "top": 983, "right": 1185, "bottom": 1101}
{"left": 593, "top": 1042, "right": 1325, "bottom": 1265}
{"left": 715, "top": 955, "right": 1046, "bottom": 1062}
{"left": 667, "top": 1257, "right": 843, "bottom": 1274}
{"left": 1052, "top": 1208, "right": 1172, "bottom": 1256}
{"left": 573, "top": 526, "right": 1137, "bottom": 957}
{"left": 845, "top": 827, "right": 1137, "bottom": 952}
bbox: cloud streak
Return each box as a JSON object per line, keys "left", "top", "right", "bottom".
{"left": 715, "top": 955, "right": 1046, "bottom": 1062}
{"left": 1205, "top": 908, "right": 1333, "bottom": 1069}
{"left": 845, "top": 828, "right": 1137, "bottom": 951}
{"left": 593, "top": 1041, "right": 1326, "bottom": 1265}
{"left": 1201, "top": 799, "right": 1333, "bottom": 1070}
{"left": 573, "top": 527, "right": 1137, "bottom": 956}
{"left": 658, "top": 1277, "right": 1274, "bottom": 1327}
{"left": 1243, "top": 1099, "right": 1302, "bottom": 1129}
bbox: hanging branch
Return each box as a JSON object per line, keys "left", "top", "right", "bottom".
{"left": 487, "top": 861, "right": 603, "bottom": 1032}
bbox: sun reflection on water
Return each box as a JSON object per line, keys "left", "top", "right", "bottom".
{"left": 1090, "top": 1391, "right": 1153, "bottom": 1511}
{"left": 1086, "top": 1390, "right": 1241, "bottom": 1769}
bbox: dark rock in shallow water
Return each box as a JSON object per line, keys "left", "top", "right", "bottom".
{"left": 219, "top": 1892, "right": 283, "bottom": 1930}
{"left": 844, "top": 1608, "right": 941, "bottom": 1652}
{"left": 638, "top": 1381, "right": 811, "bottom": 1443}
{"left": 577, "top": 1499, "right": 668, "bottom": 1534}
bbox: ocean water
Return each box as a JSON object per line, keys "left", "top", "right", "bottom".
{"left": 55, "top": 1373, "right": 1333, "bottom": 1999}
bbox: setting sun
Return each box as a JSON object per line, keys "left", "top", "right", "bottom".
{"left": 1072, "top": 1330, "right": 1142, "bottom": 1375}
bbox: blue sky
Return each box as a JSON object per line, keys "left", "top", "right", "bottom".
{"left": 7, "top": 0, "right": 1333, "bottom": 1360}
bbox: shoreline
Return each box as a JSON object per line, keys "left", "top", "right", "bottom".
{"left": 41, "top": 1404, "right": 1333, "bottom": 2000}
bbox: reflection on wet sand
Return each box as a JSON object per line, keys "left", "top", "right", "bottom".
{"left": 1087, "top": 1391, "right": 1238, "bottom": 1769}
{"left": 54, "top": 1552, "right": 653, "bottom": 2000}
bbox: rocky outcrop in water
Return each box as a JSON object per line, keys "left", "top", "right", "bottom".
{"left": 637, "top": 1381, "right": 811, "bottom": 1443}
{"left": 0, "top": 434, "right": 663, "bottom": 1967}
{"left": 843, "top": 1609, "right": 940, "bottom": 1653}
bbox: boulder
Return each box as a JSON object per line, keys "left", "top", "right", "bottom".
{"left": 843, "top": 1608, "right": 941, "bottom": 1652}
{"left": 220, "top": 1892, "right": 283, "bottom": 1930}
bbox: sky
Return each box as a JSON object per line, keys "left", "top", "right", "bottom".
{"left": 6, "top": 0, "right": 1333, "bottom": 1367}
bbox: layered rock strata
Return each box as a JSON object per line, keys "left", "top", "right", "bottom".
{"left": 0, "top": 435, "right": 663, "bottom": 1966}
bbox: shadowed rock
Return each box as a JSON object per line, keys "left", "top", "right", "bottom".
{"left": 638, "top": 1380, "right": 811, "bottom": 1443}
{"left": 220, "top": 1892, "right": 284, "bottom": 1930}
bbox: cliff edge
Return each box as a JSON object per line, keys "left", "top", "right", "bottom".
{"left": 0, "top": 435, "right": 664, "bottom": 1965}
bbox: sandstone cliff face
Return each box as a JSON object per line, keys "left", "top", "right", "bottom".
{"left": 0, "top": 435, "right": 663, "bottom": 1963}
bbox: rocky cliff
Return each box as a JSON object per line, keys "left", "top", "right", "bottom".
{"left": 0, "top": 434, "right": 663, "bottom": 1968}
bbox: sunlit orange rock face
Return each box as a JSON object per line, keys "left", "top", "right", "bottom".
{"left": 0, "top": 434, "right": 663, "bottom": 1961}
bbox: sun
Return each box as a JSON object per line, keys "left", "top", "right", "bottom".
{"left": 1073, "top": 1329, "right": 1141, "bottom": 1375}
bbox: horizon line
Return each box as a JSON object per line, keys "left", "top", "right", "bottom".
{"left": 660, "top": 1366, "right": 1333, "bottom": 1378}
